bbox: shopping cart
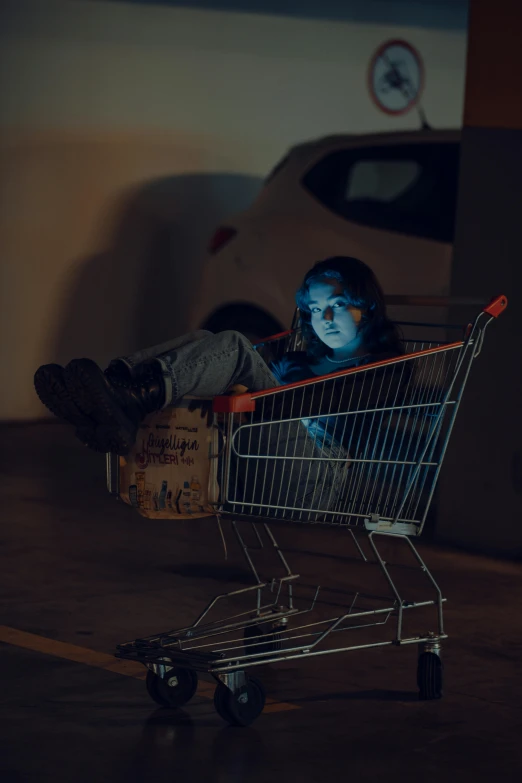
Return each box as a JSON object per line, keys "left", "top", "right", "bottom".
{"left": 110, "top": 295, "right": 507, "bottom": 725}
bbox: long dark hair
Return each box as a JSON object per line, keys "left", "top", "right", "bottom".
{"left": 295, "top": 256, "right": 403, "bottom": 359}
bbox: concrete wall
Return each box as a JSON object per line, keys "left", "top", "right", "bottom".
{"left": 0, "top": 0, "right": 467, "bottom": 419}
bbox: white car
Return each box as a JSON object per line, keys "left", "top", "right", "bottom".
{"left": 191, "top": 129, "right": 461, "bottom": 338}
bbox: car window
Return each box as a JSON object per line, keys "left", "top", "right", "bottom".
{"left": 301, "top": 142, "right": 460, "bottom": 243}
{"left": 346, "top": 159, "right": 421, "bottom": 202}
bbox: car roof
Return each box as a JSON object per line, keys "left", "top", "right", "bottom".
{"left": 285, "top": 128, "right": 461, "bottom": 169}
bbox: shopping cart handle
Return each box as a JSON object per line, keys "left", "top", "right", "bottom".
{"left": 213, "top": 393, "right": 256, "bottom": 413}
{"left": 483, "top": 295, "right": 508, "bottom": 318}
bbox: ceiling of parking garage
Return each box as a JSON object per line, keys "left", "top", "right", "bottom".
{"left": 93, "top": 0, "right": 469, "bottom": 30}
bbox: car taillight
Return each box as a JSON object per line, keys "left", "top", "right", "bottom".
{"left": 208, "top": 226, "right": 237, "bottom": 254}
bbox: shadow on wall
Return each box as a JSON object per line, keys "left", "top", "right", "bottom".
{"left": 51, "top": 173, "right": 262, "bottom": 369}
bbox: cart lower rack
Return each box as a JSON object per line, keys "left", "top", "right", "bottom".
{"left": 110, "top": 295, "right": 507, "bottom": 725}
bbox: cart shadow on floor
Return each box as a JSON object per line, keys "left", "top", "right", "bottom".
{"left": 293, "top": 689, "right": 419, "bottom": 704}
{"left": 284, "top": 545, "right": 432, "bottom": 573}
{"left": 161, "top": 562, "right": 255, "bottom": 584}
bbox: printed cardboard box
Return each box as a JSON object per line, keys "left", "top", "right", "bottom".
{"left": 118, "top": 400, "right": 220, "bottom": 519}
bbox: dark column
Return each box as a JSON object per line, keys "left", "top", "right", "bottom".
{"left": 437, "top": 0, "right": 522, "bottom": 554}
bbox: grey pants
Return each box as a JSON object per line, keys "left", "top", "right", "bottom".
{"left": 117, "top": 329, "right": 279, "bottom": 406}
{"left": 116, "top": 330, "right": 347, "bottom": 517}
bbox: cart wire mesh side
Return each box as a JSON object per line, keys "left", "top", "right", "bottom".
{"left": 216, "top": 327, "right": 475, "bottom": 536}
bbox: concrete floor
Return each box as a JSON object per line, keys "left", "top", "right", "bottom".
{"left": 1, "top": 421, "right": 522, "bottom": 782}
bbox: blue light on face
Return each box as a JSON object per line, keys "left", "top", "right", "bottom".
{"left": 306, "top": 279, "right": 361, "bottom": 351}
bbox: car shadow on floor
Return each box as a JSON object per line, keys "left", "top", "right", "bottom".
{"left": 294, "top": 689, "right": 419, "bottom": 704}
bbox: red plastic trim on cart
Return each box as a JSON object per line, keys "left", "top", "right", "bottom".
{"left": 213, "top": 394, "right": 257, "bottom": 413}
{"left": 483, "top": 295, "right": 508, "bottom": 318}
{"left": 252, "top": 329, "right": 293, "bottom": 345}
{"left": 212, "top": 340, "right": 464, "bottom": 413}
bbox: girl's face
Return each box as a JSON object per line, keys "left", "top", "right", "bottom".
{"left": 307, "top": 278, "right": 363, "bottom": 350}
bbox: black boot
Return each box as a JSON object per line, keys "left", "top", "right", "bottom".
{"left": 63, "top": 358, "right": 166, "bottom": 455}
{"left": 34, "top": 361, "right": 136, "bottom": 451}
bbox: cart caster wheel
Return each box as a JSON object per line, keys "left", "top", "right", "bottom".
{"left": 417, "top": 652, "right": 443, "bottom": 700}
{"left": 214, "top": 676, "right": 266, "bottom": 726}
{"left": 146, "top": 666, "right": 198, "bottom": 708}
{"left": 244, "top": 624, "right": 282, "bottom": 656}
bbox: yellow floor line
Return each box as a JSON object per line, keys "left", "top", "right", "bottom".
{"left": 0, "top": 625, "right": 145, "bottom": 678}
{"left": 264, "top": 699, "right": 300, "bottom": 713}
{"left": 0, "top": 625, "right": 299, "bottom": 713}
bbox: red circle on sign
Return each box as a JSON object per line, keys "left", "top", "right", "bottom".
{"left": 367, "top": 39, "right": 425, "bottom": 116}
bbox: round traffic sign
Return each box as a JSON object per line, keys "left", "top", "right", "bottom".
{"left": 368, "top": 39, "right": 425, "bottom": 116}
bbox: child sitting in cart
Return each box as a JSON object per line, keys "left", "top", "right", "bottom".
{"left": 34, "top": 255, "right": 403, "bottom": 456}
{"left": 35, "top": 256, "right": 406, "bottom": 516}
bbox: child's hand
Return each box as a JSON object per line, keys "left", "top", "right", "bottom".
{"left": 226, "top": 384, "right": 249, "bottom": 396}
{"left": 187, "top": 398, "right": 213, "bottom": 427}
{"left": 188, "top": 386, "right": 249, "bottom": 427}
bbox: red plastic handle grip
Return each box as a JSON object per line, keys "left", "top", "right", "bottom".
{"left": 213, "top": 394, "right": 256, "bottom": 413}
{"left": 483, "top": 295, "right": 508, "bottom": 318}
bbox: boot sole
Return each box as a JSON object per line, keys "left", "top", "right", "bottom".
{"left": 34, "top": 364, "right": 117, "bottom": 453}
{"left": 34, "top": 364, "right": 93, "bottom": 428}
{"left": 64, "top": 359, "right": 137, "bottom": 455}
